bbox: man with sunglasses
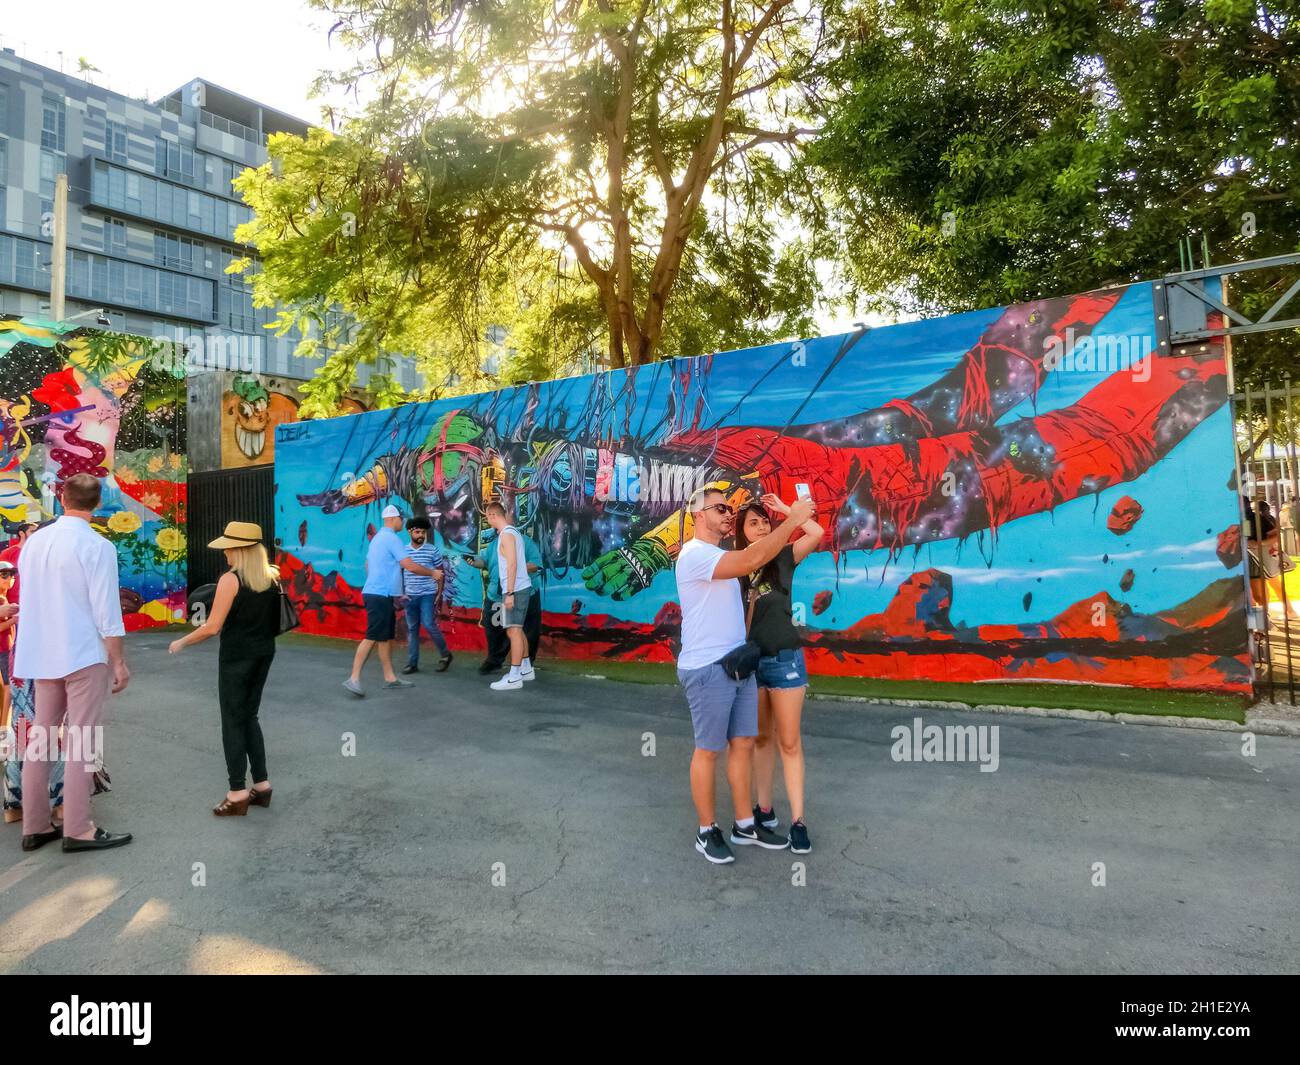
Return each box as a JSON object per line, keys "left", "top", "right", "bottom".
{"left": 676, "top": 487, "right": 814, "bottom": 864}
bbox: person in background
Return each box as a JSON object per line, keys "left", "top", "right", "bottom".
{"left": 675, "top": 486, "right": 813, "bottom": 865}
{"left": 0, "top": 522, "right": 37, "bottom": 601}
{"left": 0, "top": 561, "right": 15, "bottom": 727}
{"left": 344, "top": 504, "right": 440, "bottom": 697}
{"left": 1, "top": 538, "right": 63, "bottom": 827}
{"left": 1254, "top": 500, "right": 1298, "bottom": 620}
{"left": 485, "top": 502, "right": 534, "bottom": 691}
{"left": 733, "top": 493, "right": 824, "bottom": 854}
{"left": 521, "top": 531, "right": 543, "bottom": 666}
{"left": 464, "top": 525, "right": 540, "bottom": 674}
{"left": 15, "top": 473, "right": 131, "bottom": 853}
{"left": 169, "top": 521, "right": 282, "bottom": 815}
{"left": 401, "top": 516, "right": 452, "bottom": 674}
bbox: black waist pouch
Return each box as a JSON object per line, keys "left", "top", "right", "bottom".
{"left": 717, "top": 640, "right": 762, "bottom": 681}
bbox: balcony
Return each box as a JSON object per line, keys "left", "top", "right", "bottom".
{"left": 197, "top": 112, "right": 267, "bottom": 168}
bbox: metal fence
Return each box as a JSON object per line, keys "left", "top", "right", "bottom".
{"left": 1233, "top": 380, "right": 1300, "bottom": 705}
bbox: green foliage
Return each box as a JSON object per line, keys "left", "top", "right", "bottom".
{"left": 234, "top": 0, "right": 829, "bottom": 407}
{"left": 811, "top": 0, "right": 1300, "bottom": 384}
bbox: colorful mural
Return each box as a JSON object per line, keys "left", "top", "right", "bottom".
{"left": 221, "top": 373, "right": 368, "bottom": 468}
{"left": 275, "top": 282, "right": 1251, "bottom": 692}
{"left": 0, "top": 317, "right": 187, "bottom": 629}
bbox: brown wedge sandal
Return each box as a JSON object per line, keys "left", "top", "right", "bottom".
{"left": 213, "top": 794, "right": 252, "bottom": 816}
{"left": 249, "top": 786, "right": 272, "bottom": 808}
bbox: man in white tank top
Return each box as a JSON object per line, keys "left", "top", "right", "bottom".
{"left": 485, "top": 501, "right": 534, "bottom": 691}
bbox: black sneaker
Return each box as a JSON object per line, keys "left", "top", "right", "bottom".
{"left": 788, "top": 819, "right": 811, "bottom": 854}
{"left": 753, "top": 804, "right": 779, "bottom": 831}
{"left": 695, "top": 824, "right": 735, "bottom": 865}
{"left": 401, "top": 664, "right": 419, "bottom": 675}
{"left": 730, "top": 821, "right": 789, "bottom": 850}
{"left": 435, "top": 653, "right": 453, "bottom": 672}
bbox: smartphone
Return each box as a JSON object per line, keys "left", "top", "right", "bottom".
{"left": 795, "top": 482, "right": 811, "bottom": 501}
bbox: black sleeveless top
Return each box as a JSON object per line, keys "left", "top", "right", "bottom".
{"left": 219, "top": 579, "right": 280, "bottom": 660}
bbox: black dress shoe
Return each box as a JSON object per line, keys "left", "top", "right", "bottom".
{"left": 435, "top": 653, "right": 454, "bottom": 672}
{"left": 21, "top": 825, "right": 63, "bottom": 851}
{"left": 477, "top": 661, "right": 499, "bottom": 675}
{"left": 401, "top": 664, "right": 419, "bottom": 675}
{"left": 62, "top": 828, "right": 132, "bottom": 852}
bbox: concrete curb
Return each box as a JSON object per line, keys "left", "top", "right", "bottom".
{"left": 551, "top": 667, "right": 1300, "bottom": 738}
{"left": 809, "top": 691, "right": 1300, "bottom": 738}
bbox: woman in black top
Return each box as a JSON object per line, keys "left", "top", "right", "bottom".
{"left": 169, "top": 521, "right": 281, "bottom": 815}
{"left": 734, "top": 493, "right": 824, "bottom": 853}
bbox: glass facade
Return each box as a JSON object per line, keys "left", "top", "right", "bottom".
{"left": 91, "top": 160, "right": 251, "bottom": 239}
{"left": 67, "top": 248, "right": 214, "bottom": 321}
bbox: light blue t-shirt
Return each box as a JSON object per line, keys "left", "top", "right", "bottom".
{"left": 362, "top": 526, "right": 407, "bottom": 596}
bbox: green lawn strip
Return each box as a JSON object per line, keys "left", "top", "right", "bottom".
{"left": 541, "top": 657, "right": 1247, "bottom": 722}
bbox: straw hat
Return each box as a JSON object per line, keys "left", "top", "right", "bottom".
{"left": 208, "top": 521, "right": 265, "bottom": 549}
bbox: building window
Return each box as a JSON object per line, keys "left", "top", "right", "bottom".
{"left": 0, "top": 84, "right": 8, "bottom": 135}
{"left": 92, "top": 160, "right": 251, "bottom": 240}
{"left": 41, "top": 95, "right": 66, "bottom": 152}
{"left": 104, "top": 120, "right": 128, "bottom": 163}
{"left": 0, "top": 234, "right": 50, "bottom": 290}
{"left": 153, "top": 231, "right": 195, "bottom": 271}
{"left": 155, "top": 138, "right": 200, "bottom": 184}
{"left": 39, "top": 148, "right": 66, "bottom": 217}
{"left": 105, "top": 217, "right": 127, "bottom": 255}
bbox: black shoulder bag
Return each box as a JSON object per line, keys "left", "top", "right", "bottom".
{"left": 277, "top": 580, "right": 300, "bottom": 635}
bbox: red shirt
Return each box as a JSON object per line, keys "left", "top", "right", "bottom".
{"left": 0, "top": 542, "right": 21, "bottom": 603}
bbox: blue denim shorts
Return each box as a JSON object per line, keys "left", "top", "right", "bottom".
{"left": 755, "top": 647, "right": 808, "bottom": 690}
{"left": 677, "top": 663, "right": 758, "bottom": 751}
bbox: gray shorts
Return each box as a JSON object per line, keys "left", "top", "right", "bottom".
{"left": 503, "top": 586, "right": 531, "bottom": 627}
{"left": 677, "top": 662, "right": 758, "bottom": 752}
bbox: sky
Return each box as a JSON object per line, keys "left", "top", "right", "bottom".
{"left": 1, "top": 0, "right": 340, "bottom": 124}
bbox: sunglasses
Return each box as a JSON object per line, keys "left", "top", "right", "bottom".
{"left": 699, "top": 503, "right": 735, "bottom": 516}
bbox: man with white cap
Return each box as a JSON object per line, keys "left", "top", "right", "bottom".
{"left": 344, "top": 504, "right": 440, "bottom": 697}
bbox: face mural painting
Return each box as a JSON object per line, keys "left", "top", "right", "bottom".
{"left": 0, "top": 317, "right": 187, "bottom": 629}
{"left": 221, "top": 373, "right": 368, "bottom": 468}
{"left": 276, "top": 281, "right": 1251, "bottom": 692}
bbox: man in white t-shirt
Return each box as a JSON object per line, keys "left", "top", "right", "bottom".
{"left": 485, "top": 501, "right": 535, "bottom": 691}
{"left": 676, "top": 486, "right": 814, "bottom": 864}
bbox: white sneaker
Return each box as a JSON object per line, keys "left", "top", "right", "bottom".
{"left": 519, "top": 667, "right": 536, "bottom": 682}
{"left": 490, "top": 675, "right": 523, "bottom": 691}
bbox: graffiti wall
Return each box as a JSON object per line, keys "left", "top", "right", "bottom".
{"left": 0, "top": 317, "right": 187, "bottom": 629}
{"left": 275, "top": 281, "right": 1251, "bottom": 692}
{"left": 222, "top": 373, "right": 368, "bottom": 469}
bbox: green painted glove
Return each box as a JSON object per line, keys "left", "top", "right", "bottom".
{"left": 582, "top": 539, "right": 672, "bottom": 600}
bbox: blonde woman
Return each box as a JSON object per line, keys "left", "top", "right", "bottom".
{"left": 169, "top": 522, "right": 281, "bottom": 815}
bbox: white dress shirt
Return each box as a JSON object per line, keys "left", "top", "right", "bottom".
{"left": 13, "top": 515, "right": 125, "bottom": 680}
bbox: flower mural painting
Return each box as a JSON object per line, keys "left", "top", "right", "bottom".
{"left": 0, "top": 317, "right": 187, "bottom": 630}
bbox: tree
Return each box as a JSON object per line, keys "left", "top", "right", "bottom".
{"left": 809, "top": 0, "right": 1300, "bottom": 384}
{"left": 235, "top": 0, "right": 829, "bottom": 411}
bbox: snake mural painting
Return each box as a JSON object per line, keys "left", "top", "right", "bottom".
{"left": 0, "top": 317, "right": 188, "bottom": 629}
{"left": 275, "top": 281, "right": 1251, "bottom": 693}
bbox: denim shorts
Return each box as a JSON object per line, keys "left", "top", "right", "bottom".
{"left": 677, "top": 662, "right": 758, "bottom": 752}
{"left": 502, "top": 586, "right": 531, "bottom": 627}
{"left": 755, "top": 647, "right": 808, "bottom": 690}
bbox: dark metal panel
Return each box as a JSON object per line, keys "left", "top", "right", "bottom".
{"left": 186, "top": 465, "right": 274, "bottom": 591}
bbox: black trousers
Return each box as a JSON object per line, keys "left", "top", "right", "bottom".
{"left": 481, "top": 600, "right": 510, "bottom": 668}
{"left": 482, "top": 594, "right": 542, "bottom": 665}
{"left": 524, "top": 590, "right": 541, "bottom": 662}
{"left": 218, "top": 652, "right": 274, "bottom": 790}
